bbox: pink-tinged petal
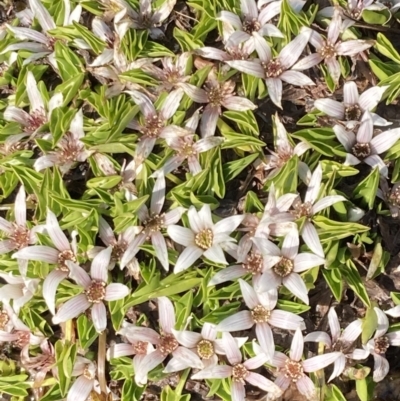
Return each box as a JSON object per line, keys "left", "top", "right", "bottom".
{"left": 91, "top": 246, "right": 111, "bottom": 281}
{"left": 336, "top": 40, "right": 374, "bottom": 56}
{"left": 328, "top": 308, "right": 341, "bottom": 342}
{"left": 259, "top": 23, "right": 283, "bottom": 38}
{"left": 290, "top": 328, "right": 304, "bottom": 361}
{"left": 282, "top": 230, "right": 299, "bottom": 260}
{"left": 66, "top": 376, "right": 93, "bottom": 401}
{"left": 247, "top": 372, "right": 282, "bottom": 397}
{"left": 134, "top": 350, "right": 166, "bottom": 386}
{"left": 136, "top": 137, "right": 157, "bottom": 162}
{"left": 356, "top": 111, "right": 374, "bottom": 143}
{"left": 5, "top": 25, "right": 49, "bottom": 45}
{"left": 0, "top": 284, "right": 23, "bottom": 301}
{"left": 46, "top": 210, "right": 70, "bottom": 251}
{"left": 104, "top": 283, "right": 129, "bottom": 301}
{"left": 12, "top": 245, "right": 59, "bottom": 263}
{"left": 304, "top": 331, "right": 332, "bottom": 347}
{"left": 52, "top": 294, "right": 91, "bottom": 324}
{"left": 70, "top": 109, "right": 84, "bottom": 138}
{"left": 165, "top": 347, "right": 203, "bottom": 372}
{"left": 272, "top": 352, "right": 288, "bottom": 368}
{"left": 359, "top": 86, "right": 388, "bottom": 112}
{"left": 259, "top": 0, "right": 281, "bottom": 22}
{"left": 239, "top": 279, "right": 259, "bottom": 309}
{"left": 270, "top": 310, "right": 305, "bottom": 330}
{"left": 371, "top": 113, "right": 391, "bottom": 127}
{"left": 301, "top": 221, "right": 324, "bottom": 258}
{"left": 99, "top": 217, "right": 115, "bottom": 246}
{"left": 313, "top": 99, "right": 345, "bottom": 119}
{"left": 231, "top": 381, "right": 245, "bottom": 401}
{"left": 151, "top": 231, "right": 169, "bottom": 271}
{"left": 385, "top": 305, "right": 400, "bottom": 317}
{"left": 259, "top": 268, "right": 282, "bottom": 292}
{"left": 171, "top": 329, "right": 202, "bottom": 348}
{"left": 305, "top": 164, "right": 322, "bottom": 204}
{"left": 279, "top": 28, "right": 312, "bottom": 69}
{"left": 292, "top": 53, "right": 323, "bottom": 71}
{"left": 214, "top": 215, "right": 244, "bottom": 236}
{"left": 266, "top": 78, "right": 283, "bottom": 109}
{"left": 253, "top": 237, "right": 282, "bottom": 257}
{"left": 283, "top": 273, "right": 309, "bottom": 305}
{"left": 203, "top": 244, "right": 227, "bottom": 265}
{"left": 222, "top": 95, "right": 256, "bottom": 111}
{"left": 167, "top": 226, "right": 195, "bottom": 247}
{"left": 14, "top": 186, "right": 26, "bottom": 227}
{"left": 333, "top": 125, "right": 356, "bottom": 152}
{"left": 65, "top": 261, "right": 91, "bottom": 289}
{"left": 188, "top": 205, "right": 206, "bottom": 232}
{"left": 241, "top": 0, "right": 258, "bottom": 18}
{"left": 217, "top": 11, "right": 243, "bottom": 29}
{"left": 194, "top": 137, "right": 224, "bottom": 153}
{"left": 386, "top": 330, "right": 400, "bottom": 346}
{"left": 191, "top": 365, "right": 232, "bottom": 380}
{"left": 244, "top": 350, "right": 269, "bottom": 370}
{"left": 200, "top": 106, "right": 219, "bottom": 138}
{"left": 29, "top": 0, "right": 56, "bottom": 30}
{"left": 274, "top": 373, "right": 291, "bottom": 390}
{"left": 374, "top": 307, "right": 389, "bottom": 338}
{"left": 107, "top": 343, "right": 136, "bottom": 359}
{"left": 120, "top": 233, "right": 145, "bottom": 268}
{"left": 226, "top": 60, "right": 265, "bottom": 79}
{"left": 326, "top": 57, "right": 341, "bottom": 83}
{"left": 280, "top": 71, "right": 315, "bottom": 86}
{"left": 345, "top": 153, "right": 362, "bottom": 166}
{"left": 343, "top": 81, "right": 360, "bottom": 106}
{"left": 296, "top": 375, "right": 317, "bottom": 399}
{"left": 364, "top": 155, "right": 387, "bottom": 177}
{"left": 309, "top": 30, "right": 324, "bottom": 49}
{"left": 3, "top": 106, "right": 30, "bottom": 126}
{"left": 201, "top": 322, "right": 217, "bottom": 341}
{"left": 253, "top": 32, "right": 272, "bottom": 63}
{"left": 179, "top": 83, "right": 208, "bottom": 103}
{"left": 118, "top": 326, "right": 160, "bottom": 345}
{"left": 92, "top": 302, "right": 107, "bottom": 332}
{"left": 372, "top": 353, "right": 389, "bottom": 382}
{"left": 312, "top": 195, "right": 346, "bottom": 214}
{"left": 217, "top": 310, "right": 254, "bottom": 332}
{"left": 226, "top": 31, "right": 251, "bottom": 48}
{"left": 158, "top": 296, "right": 176, "bottom": 334}
{"left": 196, "top": 47, "right": 229, "bottom": 61}
{"left": 0, "top": 331, "right": 19, "bottom": 342}
{"left": 208, "top": 265, "right": 246, "bottom": 286}
{"left": 371, "top": 128, "right": 400, "bottom": 154}
{"left": 303, "top": 352, "right": 341, "bottom": 372}
{"left": 174, "top": 245, "right": 203, "bottom": 274}
{"left": 256, "top": 322, "right": 275, "bottom": 361}
{"left": 222, "top": 331, "right": 242, "bottom": 365}
{"left": 294, "top": 252, "right": 324, "bottom": 272}
{"left": 328, "top": 354, "right": 346, "bottom": 381}
{"left": 26, "top": 72, "right": 45, "bottom": 113}
{"left": 43, "top": 269, "right": 68, "bottom": 315}
{"left": 341, "top": 319, "right": 363, "bottom": 343}
{"left": 127, "top": 90, "right": 156, "bottom": 118}
{"left": 349, "top": 348, "right": 370, "bottom": 360}
{"left": 0, "top": 240, "right": 15, "bottom": 254}
{"left": 327, "top": 10, "right": 341, "bottom": 43}
{"left": 160, "top": 88, "right": 184, "bottom": 120}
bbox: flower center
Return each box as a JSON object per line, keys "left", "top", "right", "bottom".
{"left": 83, "top": 363, "right": 96, "bottom": 380}
{"left": 85, "top": 280, "right": 106, "bottom": 303}
{"left": 58, "top": 133, "right": 85, "bottom": 163}
{"left": 143, "top": 114, "right": 164, "bottom": 138}
{"left": 273, "top": 257, "right": 294, "bottom": 277}
{"left": 0, "top": 310, "right": 9, "bottom": 330}
{"left": 196, "top": 339, "right": 215, "bottom": 359}
{"left": 251, "top": 304, "right": 271, "bottom": 323}
{"left": 232, "top": 363, "right": 249, "bottom": 382}
{"left": 25, "top": 110, "right": 46, "bottom": 133}
{"left": 284, "top": 359, "right": 304, "bottom": 382}
{"left": 319, "top": 41, "right": 337, "bottom": 59}
{"left": 14, "top": 331, "right": 30, "bottom": 348}
{"left": 344, "top": 104, "right": 362, "bottom": 121}
{"left": 144, "top": 214, "right": 164, "bottom": 235}
{"left": 205, "top": 81, "right": 235, "bottom": 107}
{"left": 164, "top": 68, "right": 182, "bottom": 84}
{"left": 194, "top": 228, "right": 214, "bottom": 250}
{"left": 242, "top": 18, "right": 261, "bottom": 34}
{"left": 227, "top": 47, "right": 249, "bottom": 60}
{"left": 262, "top": 59, "right": 283, "bottom": 78}
{"left": 374, "top": 336, "right": 390, "bottom": 355}
{"left": 332, "top": 339, "right": 353, "bottom": 354}
{"left": 352, "top": 142, "right": 371, "bottom": 159}
{"left": 133, "top": 341, "right": 149, "bottom": 355}
{"left": 57, "top": 249, "right": 76, "bottom": 272}
{"left": 9, "top": 225, "right": 30, "bottom": 250}
{"left": 388, "top": 187, "right": 400, "bottom": 207}
{"left": 112, "top": 241, "right": 127, "bottom": 260}
{"left": 349, "top": 7, "right": 362, "bottom": 19}
{"left": 292, "top": 201, "right": 313, "bottom": 219}
{"left": 178, "top": 142, "right": 196, "bottom": 158}
{"left": 242, "top": 252, "right": 264, "bottom": 274}
{"left": 158, "top": 334, "right": 179, "bottom": 356}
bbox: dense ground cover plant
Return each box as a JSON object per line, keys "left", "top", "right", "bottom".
{"left": 2, "top": 0, "right": 400, "bottom": 400}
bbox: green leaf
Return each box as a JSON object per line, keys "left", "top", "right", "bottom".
{"left": 362, "top": 305, "right": 378, "bottom": 344}
{"left": 76, "top": 314, "right": 99, "bottom": 350}
{"left": 353, "top": 167, "right": 379, "bottom": 209}
{"left": 55, "top": 340, "right": 77, "bottom": 396}
{"left": 325, "top": 384, "right": 347, "bottom": 401}
{"left": 173, "top": 28, "right": 203, "bottom": 51}
{"left": 73, "top": 21, "right": 106, "bottom": 54}
{"left": 223, "top": 153, "right": 259, "bottom": 182}
{"left": 55, "top": 73, "right": 85, "bottom": 106}
{"left": 322, "top": 268, "right": 343, "bottom": 302}
{"left": 342, "top": 260, "right": 371, "bottom": 307}
{"left": 265, "top": 155, "right": 298, "bottom": 194}
{"left": 54, "top": 41, "right": 84, "bottom": 81}
{"left": 375, "top": 33, "right": 400, "bottom": 63}
{"left": 223, "top": 110, "right": 259, "bottom": 136}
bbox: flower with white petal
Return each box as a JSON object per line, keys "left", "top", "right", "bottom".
{"left": 313, "top": 82, "right": 390, "bottom": 127}
{"left": 67, "top": 356, "right": 99, "bottom": 401}
{"left": 120, "top": 173, "right": 185, "bottom": 271}
{"left": 126, "top": 88, "right": 184, "bottom": 165}
{"left": 52, "top": 247, "right": 130, "bottom": 332}
{"left": 178, "top": 73, "right": 256, "bottom": 138}
{"left": 34, "top": 109, "right": 91, "bottom": 174}
{"left": 290, "top": 164, "right": 346, "bottom": 258}
{"left": 304, "top": 307, "right": 367, "bottom": 381}
{"left": 192, "top": 332, "right": 283, "bottom": 401}
{"left": 0, "top": 302, "right": 15, "bottom": 333}
{"left": 226, "top": 28, "right": 314, "bottom": 108}
{"left": 258, "top": 0, "right": 306, "bottom": 14}
{"left": 118, "top": 297, "right": 203, "bottom": 386}
{"left": 363, "top": 307, "right": 400, "bottom": 382}
{"left": 4, "top": 72, "right": 63, "bottom": 135}
{"left": 13, "top": 209, "right": 78, "bottom": 316}
{"left": 268, "top": 328, "right": 341, "bottom": 401}
{"left": 167, "top": 204, "right": 244, "bottom": 274}
{"left": 254, "top": 229, "right": 325, "bottom": 305}
{"left": 292, "top": 9, "right": 374, "bottom": 83}
{"left": 153, "top": 110, "right": 224, "bottom": 177}
{"left": 333, "top": 111, "right": 400, "bottom": 178}
{"left": 217, "top": 279, "right": 305, "bottom": 360}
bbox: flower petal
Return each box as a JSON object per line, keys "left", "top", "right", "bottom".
{"left": 289, "top": 328, "right": 304, "bottom": 361}
{"left": 246, "top": 372, "right": 282, "bottom": 396}
{"left": 279, "top": 28, "right": 312, "bottom": 69}
{"left": 283, "top": 273, "right": 309, "bottom": 305}
{"left": 266, "top": 78, "right": 283, "bottom": 109}
{"left": 239, "top": 279, "right": 259, "bottom": 309}
{"left": 270, "top": 310, "right": 305, "bottom": 331}
{"left": 304, "top": 331, "right": 332, "bottom": 347}
{"left": 303, "top": 352, "right": 341, "bottom": 372}
{"left": 104, "top": 283, "right": 130, "bottom": 301}
{"left": 226, "top": 60, "right": 265, "bottom": 79}
{"left": 92, "top": 302, "right": 107, "bottom": 332}
{"left": 43, "top": 269, "right": 68, "bottom": 315}
{"left": 208, "top": 265, "right": 246, "bottom": 286}
{"left": 167, "top": 225, "right": 195, "bottom": 247}
{"left": 164, "top": 347, "right": 203, "bottom": 372}
{"left": 90, "top": 246, "right": 112, "bottom": 281}
{"left": 46, "top": 209, "right": 70, "bottom": 251}
{"left": 217, "top": 310, "right": 254, "bottom": 332}
{"left": 203, "top": 244, "right": 227, "bottom": 265}
{"left": 158, "top": 296, "right": 176, "bottom": 334}
{"left": 256, "top": 322, "right": 275, "bottom": 361}
{"left": 222, "top": 331, "right": 242, "bottom": 365}
{"left": 313, "top": 99, "right": 345, "bottom": 119}
{"left": 151, "top": 231, "right": 169, "bottom": 271}
{"left": 191, "top": 365, "right": 232, "bottom": 380}
{"left": 333, "top": 124, "right": 356, "bottom": 152}
{"left": 301, "top": 221, "right": 324, "bottom": 258}
{"left": 171, "top": 329, "right": 202, "bottom": 348}
{"left": 359, "top": 86, "right": 388, "bottom": 112}
{"left": 294, "top": 252, "right": 325, "bottom": 272}
{"left": 12, "top": 245, "right": 59, "bottom": 263}
{"left": 356, "top": 111, "right": 374, "bottom": 143}
{"left": 231, "top": 381, "right": 245, "bottom": 401}
{"left": 160, "top": 88, "right": 184, "bottom": 120}
{"left": 174, "top": 246, "right": 203, "bottom": 273}
{"left": 282, "top": 229, "right": 299, "bottom": 260}
{"left": 280, "top": 71, "right": 314, "bottom": 86}
{"left": 372, "top": 353, "right": 389, "bottom": 382}
{"left": 53, "top": 294, "right": 91, "bottom": 324}
{"left": 328, "top": 354, "right": 346, "bottom": 382}
{"left": 26, "top": 72, "right": 45, "bottom": 113}
{"left": 370, "top": 128, "right": 400, "bottom": 154}
{"left": 312, "top": 195, "right": 346, "bottom": 214}
{"left": 66, "top": 376, "right": 93, "bottom": 401}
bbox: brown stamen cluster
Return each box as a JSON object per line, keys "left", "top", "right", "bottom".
{"left": 242, "top": 18, "right": 261, "bottom": 34}
{"left": 262, "top": 59, "right": 283, "bottom": 78}
{"left": 319, "top": 41, "right": 337, "bottom": 59}
{"left": 374, "top": 336, "right": 390, "bottom": 355}
{"left": 349, "top": 7, "right": 362, "bottom": 19}
{"left": 133, "top": 341, "right": 149, "bottom": 355}
{"left": 232, "top": 363, "right": 249, "bottom": 382}
{"left": 352, "top": 142, "right": 371, "bottom": 159}
{"left": 0, "top": 310, "right": 9, "bottom": 330}
{"left": 242, "top": 252, "right": 264, "bottom": 274}
{"left": 332, "top": 339, "right": 354, "bottom": 355}
{"left": 144, "top": 214, "right": 165, "bottom": 236}
{"left": 157, "top": 334, "right": 179, "bottom": 356}
{"left": 196, "top": 339, "right": 215, "bottom": 359}
{"left": 292, "top": 201, "right": 313, "bottom": 219}
{"left": 25, "top": 110, "right": 47, "bottom": 133}
{"left": 57, "top": 249, "right": 76, "bottom": 272}
{"left": 59, "top": 133, "right": 85, "bottom": 163}
{"left": 194, "top": 228, "right": 214, "bottom": 250}
{"left": 14, "top": 331, "right": 30, "bottom": 348}
{"left": 387, "top": 187, "right": 400, "bottom": 207}
{"left": 284, "top": 359, "right": 304, "bottom": 382}
{"left": 251, "top": 304, "right": 271, "bottom": 323}
{"left": 143, "top": 114, "right": 164, "bottom": 138}
{"left": 273, "top": 257, "right": 294, "bottom": 278}
{"left": 227, "top": 47, "right": 249, "bottom": 60}
{"left": 178, "top": 142, "right": 196, "bottom": 158}
{"left": 85, "top": 280, "right": 107, "bottom": 303}
{"left": 83, "top": 364, "right": 96, "bottom": 380}
{"left": 206, "top": 81, "right": 235, "bottom": 107}
{"left": 9, "top": 225, "right": 30, "bottom": 250}
{"left": 344, "top": 104, "right": 362, "bottom": 121}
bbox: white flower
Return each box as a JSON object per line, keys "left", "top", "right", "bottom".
{"left": 67, "top": 356, "right": 99, "bottom": 401}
